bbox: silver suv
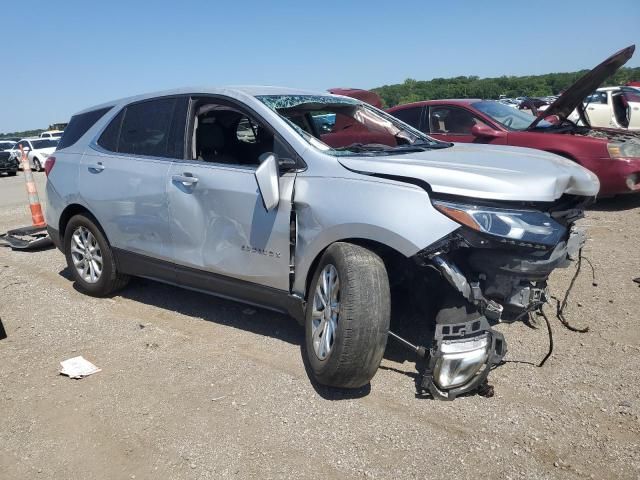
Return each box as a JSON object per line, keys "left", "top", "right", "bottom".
{"left": 45, "top": 87, "right": 599, "bottom": 399}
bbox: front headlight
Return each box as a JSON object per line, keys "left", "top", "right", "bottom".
{"left": 433, "top": 334, "right": 489, "bottom": 389}
{"left": 433, "top": 200, "right": 566, "bottom": 247}
{"left": 608, "top": 142, "right": 640, "bottom": 158}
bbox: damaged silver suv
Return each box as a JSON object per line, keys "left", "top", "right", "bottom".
{"left": 45, "top": 87, "right": 599, "bottom": 399}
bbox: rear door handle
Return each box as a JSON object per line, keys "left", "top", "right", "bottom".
{"left": 88, "top": 162, "right": 105, "bottom": 172}
{"left": 172, "top": 174, "right": 199, "bottom": 185}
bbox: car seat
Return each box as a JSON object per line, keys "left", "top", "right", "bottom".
{"left": 197, "top": 121, "right": 236, "bottom": 164}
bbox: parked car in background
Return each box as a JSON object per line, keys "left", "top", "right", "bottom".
{"left": 10, "top": 138, "right": 59, "bottom": 171}
{"left": 45, "top": 86, "right": 598, "bottom": 399}
{"left": 568, "top": 86, "right": 640, "bottom": 130}
{"left": 40, "top": 130, "right": 64, "bottom": 138}
{"left": 0, "top": 150, "right": 19, "bottom": 176}
{"left": 387, "top": 45, "right": 640, "bottom": 196}
{"left": 0, "top": 140, "right": 17, "bottom": 151}
{"left": 517, "top": 97, "right": 550, "bottom": 113}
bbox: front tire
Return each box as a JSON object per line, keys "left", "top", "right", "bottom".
{"left": 64, "top": 214, "right": 129, "bottom": 296}
{"left": 305, "top": 242, "right": 390, "bottom": 388}
{"left": 33, "top": 158, "right": 41, "bottom": 171}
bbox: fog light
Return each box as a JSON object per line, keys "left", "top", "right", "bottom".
{"left": 433, "top": 334, "right": 490, "bottom": 389}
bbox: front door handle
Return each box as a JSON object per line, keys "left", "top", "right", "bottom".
{"left": 88, "top": 162, "right": 105, "bottom": 172}
{"left": 172, "top": 174, "right": 199, "bottom": 185}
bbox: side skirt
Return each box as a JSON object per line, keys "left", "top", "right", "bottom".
{"left": 113, "top": 248, "right": 305, "bottom": 322}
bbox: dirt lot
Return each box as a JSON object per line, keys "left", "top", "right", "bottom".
{"left": 0, "top": 172, "right": 639, "bottom": 480}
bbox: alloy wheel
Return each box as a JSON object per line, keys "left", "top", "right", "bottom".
{"left": 70, "top": 226, "right": 103, "bottom": 284}
{"left": 311, "top": 264, "right": 340, "bottom": 360}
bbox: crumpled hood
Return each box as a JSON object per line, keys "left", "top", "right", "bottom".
{"left": 338, "top": 143, "right": 600, "bottom": 202}
{"left": 529, "top": 45, "right": 635, "bottom": 129}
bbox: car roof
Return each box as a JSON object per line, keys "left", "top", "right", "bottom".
{"left": 74, "top": 85, "right": 331, "bottom": 116}
{"left": 388, "top": 99, "right": 482, "bottom": 110}
{"left": 595, "top": 86, "right": 619, "bottom": 92}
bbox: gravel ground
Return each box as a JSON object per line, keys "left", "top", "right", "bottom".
{"left": 0, "top": 172, "right": 639, "bottom": 480}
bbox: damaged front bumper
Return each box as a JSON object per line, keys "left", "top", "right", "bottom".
{"left": 411, "top": 226, "right": 586, "bottom": 399}
{"left": 431, "top": 227, "right": 586, "bottom": 319}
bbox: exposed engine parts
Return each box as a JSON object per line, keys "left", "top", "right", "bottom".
{"left": 402, "top": 202, "right": 591, "bottom": 400}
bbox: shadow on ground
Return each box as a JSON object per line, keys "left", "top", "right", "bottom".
{"left": 57, "top": 267, "right": 440, "bottom": 399}
{"left": 589, "top": 194, "right": 640, "bottom": 212}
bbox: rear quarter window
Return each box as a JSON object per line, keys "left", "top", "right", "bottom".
{"left": 57, "top": 107, "right": 112, "bottom": 150}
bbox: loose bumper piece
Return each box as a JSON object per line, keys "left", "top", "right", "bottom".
{"left": 0, "top": 225, "right": 53, "bottom": 250}
{"left": 420, "top": 316, "right": 506, "bottom": 401}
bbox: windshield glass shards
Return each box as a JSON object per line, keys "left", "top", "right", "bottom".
{"left": 257, "top": 95, "right": 451, "bottom": 155}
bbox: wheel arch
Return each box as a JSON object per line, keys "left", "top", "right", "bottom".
{"left": 58, "top": 204, "right": 110, "bottom": 245}
{"left": 302, "top": 237, "right": 409, "bottom": 301}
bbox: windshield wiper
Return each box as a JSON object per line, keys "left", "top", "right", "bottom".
{"left": 409, "top": 141, "right": 454, "bottom": 149}
{"left": 335, "top": 143, "right": 390, "bottom": 153}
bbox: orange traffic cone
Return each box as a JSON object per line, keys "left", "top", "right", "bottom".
{"left": 19, "top": 145, "right": 46, "bottom": 228}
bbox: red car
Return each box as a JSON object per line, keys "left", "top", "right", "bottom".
{"left": 387, "top": 46, "right": 640, "bottom": 196}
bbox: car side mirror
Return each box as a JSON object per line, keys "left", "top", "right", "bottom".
{"left": 255, "top": 152, "right": 280, "bottom": 211}
{"left": 471, "top": 123, "right": 505, "bottom": 139}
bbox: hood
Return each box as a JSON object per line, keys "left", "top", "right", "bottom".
{"left": 338, "top": 143, "right": 600, "bottom": 202}
{"left": 528, "top": 45, "right": 635, "bottom": 129}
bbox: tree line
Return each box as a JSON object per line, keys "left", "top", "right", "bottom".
{"left": 372, "top": 67, "right": 640, "bottom": 107}
{"left": 0, "top": 129, "right": 44, "bottom": 140}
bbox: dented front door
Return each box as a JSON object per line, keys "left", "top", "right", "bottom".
{"left": 167, "top": 160, "right": 294, "bottom": 291}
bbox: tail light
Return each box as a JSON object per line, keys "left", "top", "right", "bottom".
{"left": 44, "top": 156, "right": 56, "bottom": 177}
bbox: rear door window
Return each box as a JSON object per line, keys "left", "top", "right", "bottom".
{"left": 98, "top": 97, "right": 188, "bottom": 159}
{"left": 118, "top": 98, "right": 176, "bottom": 157}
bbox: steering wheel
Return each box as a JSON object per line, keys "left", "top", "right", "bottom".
{"left": 503, "top": 117, "right": 513, "bottom": 128}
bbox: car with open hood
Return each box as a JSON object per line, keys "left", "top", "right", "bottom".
{"left": 387, "top": 46, "right": 640, "bottom": 196}
{"left": 568, "top": 86, "right": 640, "bottom": 131}
{"left": 45, "top": 86, "right": 598, "bottom": 399}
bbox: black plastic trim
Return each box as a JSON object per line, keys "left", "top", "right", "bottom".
{"left": 112, "top": 248, "right": 305, "bottom": 322}
{"left": 47, "top": 226, "right": 62, "bottom": 251}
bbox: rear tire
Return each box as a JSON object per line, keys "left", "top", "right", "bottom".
{"left": 305, "top": 242, "right": 390, "bottom": 388}
{"left": 64, "top": 214, "right": 129, "bottom": 296}
{"left": 8, "top": 171, "right": 17, "bottom": 176}
{"left": 33, "top": 158, "right": 41, "bottom": 172}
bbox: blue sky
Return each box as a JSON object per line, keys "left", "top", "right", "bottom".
{"left": 2, "top": 0, "right": 639, "bottom": 132}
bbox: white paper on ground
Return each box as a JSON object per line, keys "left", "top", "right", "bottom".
{"left": 60, "top": 356, "right": 101, "bottom": 379}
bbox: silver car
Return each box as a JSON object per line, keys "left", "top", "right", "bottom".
{"left": 45, "top": 87, "right": 599, "bottom": 399}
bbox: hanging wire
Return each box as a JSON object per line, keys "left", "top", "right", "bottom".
{"left": 536, "top": 307, "right": 553, "bottom": 367}
{"left": 549, "top": 248, "right": 590, "bottom": 333}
